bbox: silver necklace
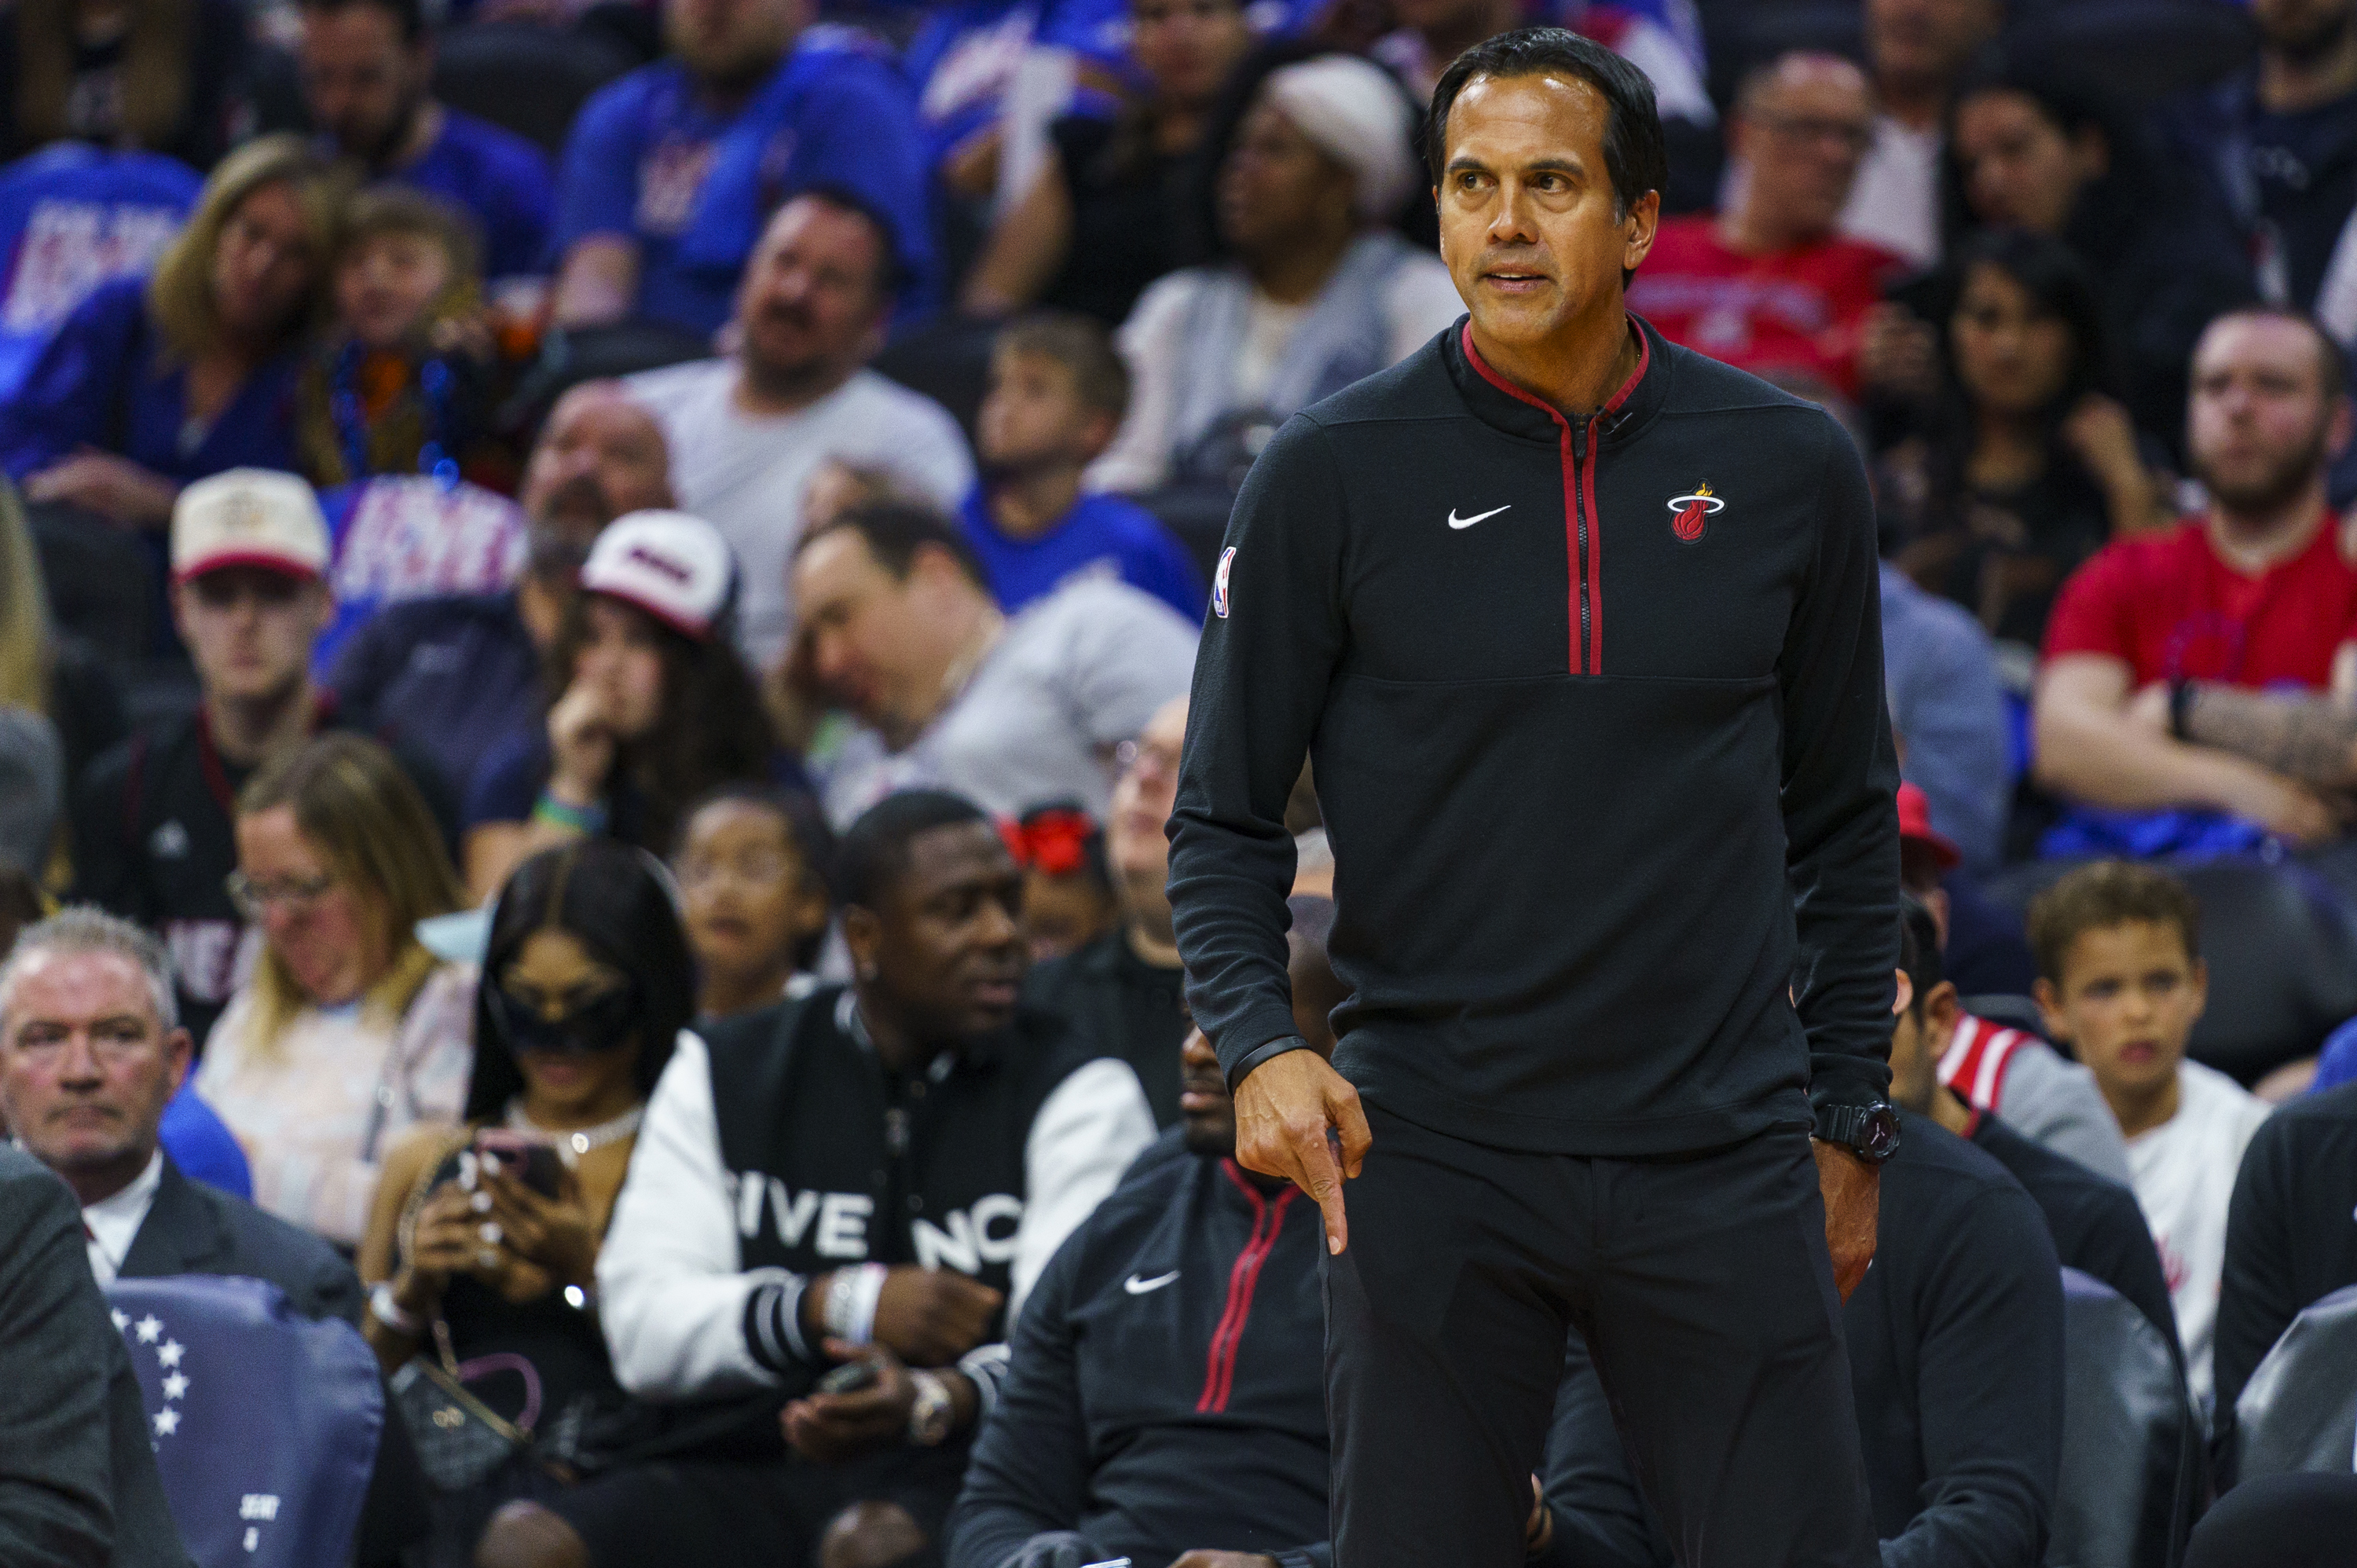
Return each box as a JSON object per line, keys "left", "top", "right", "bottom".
{"left": 506, "top": 1101, "right": 645, "bottom": 1163}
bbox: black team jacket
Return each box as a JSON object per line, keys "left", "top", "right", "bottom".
{"left": 1168, "top": 315, "right": 1900, "bottom": 1155}
{"left": 946, "top": 1130, "right": 1329, "bottom": 1568}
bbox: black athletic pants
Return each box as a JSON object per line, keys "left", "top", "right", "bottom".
{"left": 1325, "top": 1105, "right": 1882, "bottom": 1568}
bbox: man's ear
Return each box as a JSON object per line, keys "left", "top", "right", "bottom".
{"left": 841, "top": 905, "right": 881, "bottom": 980}
{"left": 1076, "top": 409, "right": 1120, "bottom": 463}
{"left": 1891, "top": 968, "right": 1913, "bottom": 1017}
{"left": 1621, "top": 189, "right": 1662, "bottom": 274}
{"left": 1924, "top": 980, "right": 1963, "bottom": 1035}
{"left": 2187, "top": 954, "right": 2210, "bottom": 1024}
{"left": 306, "top": 581, "right": 335, "bottom": 637}
{"left": 163, "top": 1027, "right": 193, "bottom": 1097}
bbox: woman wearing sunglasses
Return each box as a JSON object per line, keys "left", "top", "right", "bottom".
{"left": 356, "top": 838, "right": 694, "bottom": 1563}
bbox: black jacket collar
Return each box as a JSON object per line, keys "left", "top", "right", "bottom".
{"left": 1442, "top": 311, "right": 1673, "bottom": 450}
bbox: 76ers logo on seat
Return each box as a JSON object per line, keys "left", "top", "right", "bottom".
{"left": 1667, "top": 483, "right": 1724, "bottom": 542}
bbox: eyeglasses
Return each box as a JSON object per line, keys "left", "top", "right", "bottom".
{"left": 1113, "top": 738, "right": 1183, "bottom": 787}
{"left": 225, "top": 870, "right": 336, "bottom": 921}
{"left": 676, "top": 849, "right": 796, "bottom": 892}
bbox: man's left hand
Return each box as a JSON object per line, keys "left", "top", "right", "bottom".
{"left": 1813, "top": 1139, "right": 1879, "bottom": 1301}
{"left": 781, "top": 1341, "right": 915, "bottom": 1464}
{"left": 1168, "top": 1554, "right": 1278, "bottom": 1567}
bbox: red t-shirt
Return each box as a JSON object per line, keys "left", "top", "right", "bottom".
{"left": 1626, "top": 217, "right": 1904, "bottom": 396}
{"left": 2041, "top": 515, "right": 2357, "bottom": 688}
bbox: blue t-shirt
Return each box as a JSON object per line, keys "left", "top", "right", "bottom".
{"left": 0, "top": 145, "right": 200, "bottom": 402}
{"left": 328, "top": 590, "right": 544, "bottom": 804}
{"left": 387, "top": 108, "right": 557, "bottom": 280}
{"left": 959, "top": 486, "right": 1204, "bottom": 621}
{"left": 904, "top": 0, "right": 1127, "bottom": 174}
{"left": 0, "top": 273, "right": 302, "bottom": 483}
{"left": 554, "top": 31, "right": 932, "bottom": 337}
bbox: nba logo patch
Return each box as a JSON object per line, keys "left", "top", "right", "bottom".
{"left": 1212, "top": 547, "right": 1235, "bottom": 618}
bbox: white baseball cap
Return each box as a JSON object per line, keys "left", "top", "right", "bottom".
{"left": 170, "top": 468, "right": 331, "bottom": 584}
{"left": 578, "top": 510, "right": 734, "bottom": 640}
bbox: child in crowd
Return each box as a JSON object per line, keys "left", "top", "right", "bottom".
{"left": 1006, "top": 800, "right": 1119, "bottom": 963}
{"left": 673, "top": 785, "right": 837, "bottom": 1021}
{"left": 297, "top": 187, "right": 500, "bottom": 493}
{"left": 2030, "top": 859, "right": 2271, "bottom": 1411}
{"left": 962, "top": 313, "right": 1203, "bottom": 622}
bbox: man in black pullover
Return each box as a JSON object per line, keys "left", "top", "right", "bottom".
{"left": 1166, "top": 27, "right": 1901, "bottom": 1568}
{"left": 2213, "top": 1080, "right": 2357, "bottom": 1421}
{"left": 948, "top": 897, "right": 1351, "bottom": 1568}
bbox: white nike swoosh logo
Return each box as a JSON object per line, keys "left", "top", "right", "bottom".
{"left": 1448, "top": 505, "right": 1511, "bottom": 529}
{"left": 1124, "top": 1270, "right": 1180, "bottom": 1295}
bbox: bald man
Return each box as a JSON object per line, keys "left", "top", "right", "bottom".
{"left": 330, "top": 380, "right": 676, "bottom": 797}
{"left": 1627, "top": 52, "right": 1908, "bottom": 398}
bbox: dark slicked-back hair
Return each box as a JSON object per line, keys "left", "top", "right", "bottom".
{"left": 834, "top": 790, "right": 994, "bottom": 913}
{"left": 1426, "top": 27, "right": 1666, "bottom": 222}
{"left": 796, "top": 500, "right": 991, "bottom": 594}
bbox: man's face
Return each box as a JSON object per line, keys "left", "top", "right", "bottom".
{"left": 1178, "top": 1024, "right": 1233, "bottom": 1154}
{"left": 665, "top": 0, "right": 802, "bottom": 86}
{"left": 1107, "top": 696, "right": 1186, "bottom": 902}
{"left": 2255, "top": 0, "right": 2357, "bottom": 60}
{"left": 1864, "top": 0, "right": 2001, "bottom": 90}
{"left": 1437, "top": 72, "right": 1658, "bottom": 355}
{"left": 2187, "top": 313, "right": 2345, "bottom": 514}
{"left": 735, "top": 199, "right": 890, "bottom": 393}
{"left": 1886, "top": 971, "right": 1959, "bottom": 1116}
{"left": 299, "top": 2, "right": 430, "bottom": 165}
{"left": 1217, "top": 98, "right": 1353, "bottom": 261}
{"left": 793, "top": 531, "right": 929, "bottom": 730}
{"left": 172, "top": 567, "right": 330, "bottom": 705}
{"left": 977, "top": 349, "right": 1106, "bottom": 472}
{"left": 2036, "top": 921, "right": 2207, "bottom": 1108}
{"left": 858, "top": 821, "right": 1028, "bottom": 1041}
{"left": 1734, "top": 60, "right": 1876, "bottom": 240}
{"left": 519, "top": 388, "right": 673, "bottom": 565}
{"left": 0, "top": 950, "right": 189, "bottom": 1184}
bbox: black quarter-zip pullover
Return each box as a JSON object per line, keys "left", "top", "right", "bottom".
{"left": 1168, "top": 314, "right": 1900, "bottom": 1156}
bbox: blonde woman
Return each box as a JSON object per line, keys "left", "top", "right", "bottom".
{"left": 0, "top": 134, "right": 343, "bottom": 534}
{"left": 196, "top": 732, "right": 474, "bottom": 1247}
{"left": 0, "top": 475, "right": 123, "bottom": 791}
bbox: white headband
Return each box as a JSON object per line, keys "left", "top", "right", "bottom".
{"left": 1259, "top": 55, "right": 1420, "bottom": 222}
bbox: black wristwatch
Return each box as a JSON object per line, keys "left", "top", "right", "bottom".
{"left": 1814, "top": 1100, "right": 1902, "bottom": 1163}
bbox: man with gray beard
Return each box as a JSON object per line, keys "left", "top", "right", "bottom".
{"left": 329, "top": 382, "right": 675, "bottom": 799}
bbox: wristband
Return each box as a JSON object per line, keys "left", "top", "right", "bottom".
{"left": 531, "top": 791, "right": 609, "bottom": 835}
{"left": 369, "top": 1281, "right": 423, "bottom": 1335}
{"left": 823, "top": 1262, "right": 889, "bottom": 1346}
{"left": 2169, "top": 679, "right": 2196, "bottom": 742}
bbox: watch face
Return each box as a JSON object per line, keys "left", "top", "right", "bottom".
{"left": 1860, "top": 1106, "right": 1901, "bottom": 1160}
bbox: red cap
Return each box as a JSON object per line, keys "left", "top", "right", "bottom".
{"left": 1896, "top": 782, "right": 1961, "bottom": 871}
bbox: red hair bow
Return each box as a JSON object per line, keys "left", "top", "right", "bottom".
{"left": 1002, "top": 808, "right": 1098, "bottom": 877}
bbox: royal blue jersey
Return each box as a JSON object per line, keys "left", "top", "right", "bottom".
{"left": 555, "top": 31, "right": 931, "bottom": 335}
{"left": 961, "top": 485, "right": 1204, "bottom": 622}
{"left": 384, "top": 108, "right": 557, "bottom": 280}
{"left": 0, "top": 145, "right": 199, "bottom": 401}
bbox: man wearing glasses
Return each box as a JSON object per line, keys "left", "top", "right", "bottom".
{"left": 70, "top": 470, "right": 456, "bottom": 1048}
{"left": 1626, "top": 51, "right": 1908, "bottom": 401}
{"left": 1030, "top": 696, "right": 1193, "bottom": 1126}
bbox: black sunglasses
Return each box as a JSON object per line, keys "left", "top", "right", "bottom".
{"left": 487, "top": 981, "right": 641, "bottom": 1056}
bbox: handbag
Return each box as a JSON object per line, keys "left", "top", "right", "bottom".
{"left": 390, "top": 1320, "right": 537, "bottom": 1493}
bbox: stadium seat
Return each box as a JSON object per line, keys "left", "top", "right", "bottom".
{"left": 2051, "top": 1268, "right": 2200, "bottom": 1568}
{"left": 431, "top": 22, "right": 637, "bottom": 159}
{"left": 2231, "top": 1282, "right": 2357, "bottom": 1482}
{"left": 1981, "top": 856, "right": 2357, "bottom": 1086}
{"left": 104, "top": 1273, "right": 383, "bottom": 1568}
{"left": 497, "top": 318, "right": 716, "bottom": 438}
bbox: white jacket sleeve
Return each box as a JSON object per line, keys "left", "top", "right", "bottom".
{"left": 598, "top": 1031, "right": 790, "bottom": 1399}
{"left": 1009, "top": 1056, "right": 1157, "bottom": 1327}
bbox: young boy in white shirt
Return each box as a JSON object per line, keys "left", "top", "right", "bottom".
{"left": 2030, "top": 860, "right": 2271, "bottom": 1414}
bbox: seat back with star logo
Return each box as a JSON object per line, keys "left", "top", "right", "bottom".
{"left": 105, "top": 1275, "right": 382, "bottom": 1567}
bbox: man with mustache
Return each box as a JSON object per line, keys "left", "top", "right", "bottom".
{"left": 945, "top": 896, "right": 1345, "bottom": 1568}
{"left": 329, "top": 380, "right": 674, "bottom": 800}
{"left": 629, "top": 192, "right": 973, "bottom": 670}
{"left": 478, "top": 789, "right": 1154, "bottom": 1568}
{"left": 1168, "top": 27, "right": 1900, "bottom": 1567}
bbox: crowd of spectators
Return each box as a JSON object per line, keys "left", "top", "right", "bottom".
{"left": 6, "top": 0, "right": 2357, "bottom": 1563}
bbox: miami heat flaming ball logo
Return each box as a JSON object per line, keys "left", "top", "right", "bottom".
{"left": 1667, "top": 482, "right": 1724, "bottom": 543}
